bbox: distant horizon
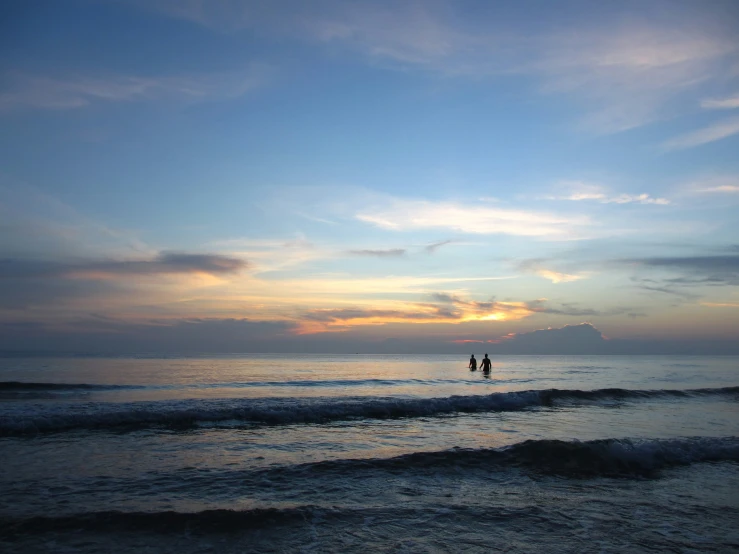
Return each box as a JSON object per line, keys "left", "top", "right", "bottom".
{"left": 2, "top": 323, "right": 739, "bottom": 357}
{"left": 3, "top": 352, "right": 739, "bottom": 357}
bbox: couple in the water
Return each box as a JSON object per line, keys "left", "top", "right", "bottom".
{"left": 469, "top": 354, "right": 491, "bottom": 372}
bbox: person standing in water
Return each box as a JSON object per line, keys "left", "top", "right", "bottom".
{"left": 481, "top": 353, "right": 492, "bottom": 373}
{"left": 469, "top": 354, "right": 477, "bottom": 371}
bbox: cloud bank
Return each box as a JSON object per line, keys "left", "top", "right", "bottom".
{"left": 357, "top": 199, "right": 590, "bottom": 239}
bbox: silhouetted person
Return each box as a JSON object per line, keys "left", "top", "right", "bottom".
{"left": 481, "top": 353, "right": 492, "bottom": 373}
{"left": 469, "top": 354, "right": 477, "bottom": 370}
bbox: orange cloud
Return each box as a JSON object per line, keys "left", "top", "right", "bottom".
{"left": 296, "top": 297, "right": 536, "bottom": 334}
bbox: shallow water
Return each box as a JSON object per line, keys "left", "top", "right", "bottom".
{"left": 1, "top": 354, "right": 738, "bottom": 552}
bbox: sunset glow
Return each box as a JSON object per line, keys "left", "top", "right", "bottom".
{"left": 0, "top": 0, "right": 737, "bottom": 353}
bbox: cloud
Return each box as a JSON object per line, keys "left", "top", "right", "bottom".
{"left": 0, "top": 316, "right": 299, "bottom": 353}
{"left": 424, "top": 240, "right": 455, "bottom": 254}
{"left": 517, "top": 259, "right": 592, "bottom": 283}
{"left": 297, "top": 294, "right": 643, "bottom": 335}
{"left": 701, "top": 302, "right": 739, "bottom": 308}
{"left": 633, "top": 281, "right": 700, "bottom": 300}
{"left": 532, "top": 25, "right": 737, "bottom": 133}
{"left": 75, "top": 253, "right": 247, "bottom": 278}
{"left": 0, "top": 67, "right": 268, "bottom": 112}
{"left": 0, "top": 253, "right": 249, "bottom": 310}
{"left": 632, "top": 254, "right": 739, "bottom": 273}
{"left": 526, "top": 299, "right": 645, "bottom": 318}
{"left": 430, "top": 292, "right": 465, "bottom": 304}
{"left": 303, "top": 307, "right": 455, "bottom": 324}
{"left": 624, "top": 254, "right": 739, "bottom": 287}
{"left": 297, "top": 293, "right": 537, "bottom": 333}
{"left": 701, "top": 93, "right": 739, "bottom": 109}
{"left": 357, "top": 199, "right": 590, "bottom": 239}
{"left": 131, "top": 0, "right": 262, "bottom": 32}
{"left": 4, "top": 316, "right": 736, "bottom": 354}
{"left": 349, "top": 248, "right": 406, "bottom": 257}
{"left": 701, "top": 185, "right": 739, "bottom": 193}
{"left": 685, "top": 175, "right": 739, "bottom": 194}
{"left": 208, "top": 236, "right": 331, "bottom": 274}
{"left": 471, "top": 322, "right": 739, "bottom": 355}
{"left": 0, "top": 182, "right": 151, "bottom": 259}
{"left": 137, "top": 0, "right": 739, "bottom": 134}
{"left": 260, "top": 275, "right": 515, "bottom": 300}
{"left": 534, "top": 269, "right": 589, "bottom": 284}
{"left": 661, "top": 116, "right": 739, "bottom": 151}
{"left": 0, "top": 252, "right": 247, "bottom": 280}
{"left": 546, "top": 181, "right": 670, "bottom": 205}
{"left": 488, "top": 323, "right": 608, "bottom": 354}
{"left": 0, "top": 275, "right": 122, "bottom": 310}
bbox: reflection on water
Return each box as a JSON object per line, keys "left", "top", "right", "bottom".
{"left": 0, "top": 354, "right": 736, "bottom": 402}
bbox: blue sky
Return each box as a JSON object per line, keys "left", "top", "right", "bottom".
{"left": 1, "top": 0, "right": 738, "bottom": 352}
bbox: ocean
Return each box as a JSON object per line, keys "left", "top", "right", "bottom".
{"left": 0, "top": 354, "right": 737, "bottom": 552}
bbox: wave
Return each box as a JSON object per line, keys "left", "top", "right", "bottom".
{"left": 0, "top": 507, "right": 314, "bottom": 536}
{"left": 190, "top": 378, "right": 536, "bottom": 388}
{"left": 317, "top": 436, "right": 739, "bottom": 477}
{"left": 0, "top": 378, "right": 535, "bottom": 391}
{"left": 0, "top": 381, "right": 141, "bottom": 391}
{"left": 0, "top": 386, "right": 736, "bottom": 436}
{"left": 165, "top": 436, "right": 739, "bottom": 482}
{"left": 0, "top": 381, "right": 143, "bottom": 400}
{"left": 0, "top": 503, "right": 546, "bottom": 537}
{"left": 1, "top": 437, "right": 737, "bottom": 532}
{"left": 132, "top": 436, "right": 739, "bottom": 484}
{"left": 3, "top": 436, "right": 737, "bottom": 529}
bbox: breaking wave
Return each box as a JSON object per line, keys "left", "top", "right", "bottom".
{"left": 301, "top": 436, "right": 739, "bottom": 477}
{"left": 0, "top": 386, "right": 736, "bottom": 436}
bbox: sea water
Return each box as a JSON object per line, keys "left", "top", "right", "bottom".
{"left": 0, "top": 354, "right": 737, "bottom": 552}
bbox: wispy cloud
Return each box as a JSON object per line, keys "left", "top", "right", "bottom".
{"left": 297, "top": 293, "right": 536, "bottom": 333}
{"left": 701, "top": 93, "right": 739, "bottom": 109}
{"left": 624, "top": 254, "right": 739, "bottom": 287}
{"left": 0, "top": 66, "right": 269, "bottom": 112}
{"left": 136, "top": 0, "right": 739, "bottom": 134}
{"left": 0, "top": 251, "right": 249, "bottom": 311}
{"left": 132, "top": 0, "right": 260, "bottom": 32}
{"left": 517, "top": 259, "right": 592, "bottom": 283}
{"left": 268, "top": 274, "right": 515, "bottom": 298}
{"left": 546, "top": 182, "right": 670, "bottom": 205}
{"left": 531, "top": 22, "right": 738, "bottom": 133}
{"left": 297, "top": 294, "right": 639, "bottom": 335}
{"left": 634, "top": 282, "right": 700, "bottom": 300}
{"left": 701, "top": 185, "right": 739, "bottom": 193}
{"left": 424, "top": 240, "right": 455, "bottom": 254}
{"left": 685, "top": 175, "right": 739, "bottom": 194}
{"left": 534, "top": 269, "right": 589, "bottom": 284}
{"left": 357, "top": 198, "right": 590, "bottom": 239}
{"left": 349, "top": 248, "right": 406, "bottom": 257}
{"left": 633, "top": 254, "right": 739, "bottom": 272}
{"left": 526, "top": 299, "right": 644, "bottom": 317}
{"left": 209, "top": 236, "right": 330, "bottom": 274}
{"left": 661, "top": 116, "right": 739, "bottom": 151}
{"left": 0, "top": 253, "right": 248, "bottom": 280}
{"left": 0, "top": 181, "right": 151, "bottom": 259}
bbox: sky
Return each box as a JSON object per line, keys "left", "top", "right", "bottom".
{"left": 1, "top": 0, "right": 738, "bottom": 354}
